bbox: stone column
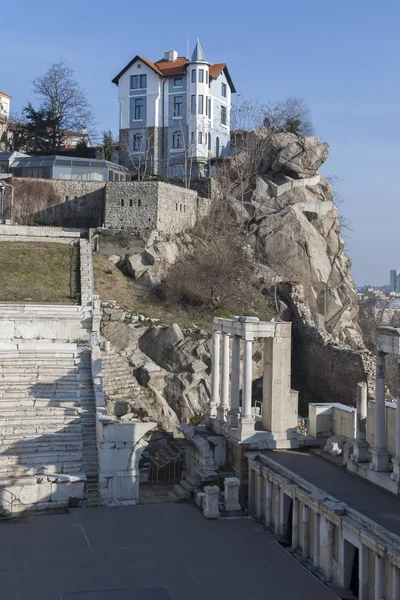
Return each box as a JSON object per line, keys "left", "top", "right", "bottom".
{"left": 274, "top": 487, "right": 282, "bottom": 535}
{"left": 352, "top": 382, "right": 369, "bottom": 463}
{"left": 302, "top": 504, "right": 310, "bottom": 558}
{"left": 265, "top": 477, "right": 272, "bottom": 528}
{"left": 209, "top": 330, "right": 221, "bottom": 418}
{"left": 313, "top": 513, "right": 320, "bottom": 569}
{"left": 375, "top": 554, "right": 383, "bottom": 600}
{"left": 217, "top": 333, "right": 230, "bottom": 422}
{"left": 241, "top": 338, "right": 253, "bottom": 420}
{"left": 391, "top": 564, "right": 399, "bottom": 600}
{"left": 292, "top": 497, "right": 299, "bottom": 550}
{"left": 255, "top": 470, "right": 262, "bottom": 521}
{"left": 227, "top": 334, "right": 241, "bottom": 428}
{"left": 371, "top": 352, "right": 390, "bottom": 472}
{"left": 359, "top": 544, "right": 369, "bottom": 600}
{"left": 224, "top": 477, "right": 241, "bottom": 512}
{"left": 392, "top": 359, "right": 400, "bottom": 482}
{"left": 325, "top": 519, "right": 334, "bottom": 581}
{"left": 203, "top": 485, "right": 220, "bottom": 519}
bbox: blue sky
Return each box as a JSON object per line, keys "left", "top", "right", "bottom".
{"left": 2, "top": 0, "right": 399, "bottom": 285}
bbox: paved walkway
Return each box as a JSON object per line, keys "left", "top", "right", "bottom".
{"left": 268, "top": 450, "right": 400, "bottom": 536}
{"left": 0, "top": 503, "right": 338, "bottom": 600}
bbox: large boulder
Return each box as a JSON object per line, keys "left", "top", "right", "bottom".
{"left": 270, "top": 134, "right": 329, "bottom": 179}
{"left": 101, "top": 321, "right": 145, "bottom": 352}
{"left": 126, "top": 254, "right": 148, "bottom": 279}
{"left": 138, "top": 324, "right": 185, "bottom": 369}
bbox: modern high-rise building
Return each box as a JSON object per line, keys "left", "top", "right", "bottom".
{"left": 112, "top": 40, "right": 236, "bottom": 179}
{"left": 390, "top": 270, "right": 400, "bottom": 292}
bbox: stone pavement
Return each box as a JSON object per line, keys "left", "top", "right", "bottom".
{"left": 0, "top": 503, "right": 338, "bottom": 600}
{"left": 269, "top": 449, "right": 400, "bottom": 536}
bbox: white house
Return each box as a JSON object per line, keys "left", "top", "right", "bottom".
{"left": 112, "top": 40, "right": 236, "bottom": 178}
{"left": 0, "top": 90, "right": 11, "bottom": 149}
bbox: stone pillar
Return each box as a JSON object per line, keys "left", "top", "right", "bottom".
{"left": 255, "top": 470, "right": 262, "bottom": 521}
{"left": 224, "top": 477, "right": 241, "bottom": 512}
{"left": 359, "top": 544, "right": 369, "bottom": 600}
{"left": 391, "top": 564, "right": 399, "bottom": 600}
{"left": 375, "top": 554, "right": 383, "bottom": 600}
{"left": 313, "top": 513, "right": 320, "bottom": 569}
{"left": 203, "top": 485, "right": 220, "bottom": 519}
{"left": 265, "top": 477, "right": 272, "bottom": 528}
{"left": 352, "top": 382, "right": 369, "bottom": 463}
{"left": 325, "top": 519, "right": 334, "bottom": 581}
{"left": 371, "top": 352, "right": 390, "bottom": 472}
{"left": 392, "top": 359, "right": 400, "bottom": 481}
{"left": 292, "top": 497, "right": 299, "bottom": 550}
{"left": 274, "top": 487, "right": 282, "bottom": 534}
{"left": 217, "top": 333, "right": 230, "bottom": 422}
{"left": 209, "top": 330, "right": 221, "bottom": 418}
{"left": 227, "top": 335, "right": 241, "bottom": 428}
{"left": 241, "top": 338, "right": 253, "bottom": 420}
{"left": 302, "top": 504, "right": 310, "bottom": 558}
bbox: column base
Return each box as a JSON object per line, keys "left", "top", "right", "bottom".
{"left": 370, "top": 448, "right": 390, "bottom": 472}
{"left": 237, "top": 417, "right": 255, "bottom": 440}
{"left": 227, "top": 410, "right": 239, "bottom": 429}
{"left": 351, "top": 440, "right": 369, "bottom": 463}
{"left": 391, "top": 457, "right": 400, "bottom": 481}
{"left": 216, "top": 406, "right": 228, "bottom": 423}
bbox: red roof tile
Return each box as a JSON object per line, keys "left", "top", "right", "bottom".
{"left": 0, "top": 90, "right": 12, "bottom": 99}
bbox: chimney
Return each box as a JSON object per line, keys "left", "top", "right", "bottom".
{"left": 164, "top": 50, "right": 178, "bottom": 62}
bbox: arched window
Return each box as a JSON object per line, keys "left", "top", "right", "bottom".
{"left": 216, "top": 137, "right": 220, "bottom": 158}
{"left": 133, "top": 133, "right": 144, "bottom": 152}
{"left": 172, "top": 131, "right": 183, "bottom": 149}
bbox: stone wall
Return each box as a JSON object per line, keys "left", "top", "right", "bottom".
{"left": 12, "top": 178, "right": 105, "bottom": 227}
{"left": 104, "top": 181, "right": 201, "bottom": 235}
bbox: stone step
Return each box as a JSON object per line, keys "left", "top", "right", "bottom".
{"left": 0, "top": 408, "right": 81, "bottom": 417}
{"left": 0, "top": 451, "right": 83, "bottom": 465}
{"left": 0, "top": 432, "right": 82, "bottom": 444}
{"left": 167, "top": 491, "right": 182, "bottom": 503}
{"left": 0, "top": 440, "right": 83, "bottom": 453}
{"left": 180, "top": 479, "right": 195, "bottom": 493}
{"left": 173, "top": 484, "right": 190, "bottom": 500}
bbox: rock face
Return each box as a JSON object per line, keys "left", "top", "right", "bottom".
{"left": 270, "top": 134, "right": 329, "bottom": 179}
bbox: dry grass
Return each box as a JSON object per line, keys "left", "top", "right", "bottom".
{"left": 94, "top": 252, "right": 217, "bottom": 330}
{"left": 0, "top": 242, "right": 79, "bottom": 304}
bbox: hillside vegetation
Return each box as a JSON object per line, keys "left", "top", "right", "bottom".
{"left": 0, "top": 242, "right": 79, "bottom": 304}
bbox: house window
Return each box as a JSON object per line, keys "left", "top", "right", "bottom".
{"left": 198, "top": 132, "right": 202, "bottom": 144}
{"left": 129, "top": 199, "right": 133, "bottom": 207}
{"left": 205, "top": 96, "right": 208, "bottom": 116}
{"left": 206, "top": 71, "right": 209, "bottom": 84}
{"left": 216, "top": 137, "right": 220, "bottom": 157}
{"left": 208, "top": 98, "right": 211, "bottom": 118}
{"left": 131, "top": 74, "right": 146, "bottom": 89}
{"left": 221, "top": 105, "right": 227, "bottom": 126}
{"left": 208, "top": 132, "right": 211, "bottom": 150}
{"left": 174, "top": 96, "right": 183, "bottom": 117}
{"left": 221, "top": 82, "right": 227, "bottom": 98}
{"left": 134, "top": 98, "right": 144, "bottom": 120}
{"left": 174, "top": 77, "right": 182, "bottom": 87}
{"left": 121, "top": 198, "right": 125, "bottom": 207}
{"left": 191, "top": 131, "right": 194, "bottom": 144}
{"left": 199, "top": 69, "right": 204, "bottom": 83}
{"left": 138, "top": 198, "right": 142, "bottom": 207}
{"left": 140, "top": 74, "right": 147, "bottom": 88}
{"left": 198, "top": 95, "right": 204, "bottom": 114}
{"left": 133, "top": 133, "right": 144, "bottom": 151}
{"left": 191, "top": 95, "right": 196, "bottom": 114}
{"left": 130, "top": 75, "right": 138, "bottom": 89}
{"left": 172, "top": 131, "right": 183, "bottom": 149}
{"left": 191, "top": 69, "right": 196, "bottom": 83}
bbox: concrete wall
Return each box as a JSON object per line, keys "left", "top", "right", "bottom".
{"left": 366, "top": 400, "right": 396, "bottom": 457}
{"left": 12, "top": 178, "right": 104, "bottom": 227}
{"left": 309, "top": 403, "right": 356, "bottom": 440}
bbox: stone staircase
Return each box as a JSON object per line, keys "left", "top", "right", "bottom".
{"left": 101, "top": 349, "right": 141, "bottom": 404}
{"left": 0, "top": 341, "right": 98, "bottom": 513}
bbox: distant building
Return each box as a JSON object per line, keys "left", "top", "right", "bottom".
{"left": 112, "top": 40, "right": 236, "bottom": 179}
{"left": 390, "top": 270, "right": 400, "bottom": 292}
{"left": 9, "top": 155, "right": 129, "bottom": 182}
{"left": 0, "top": 90, "right": 11, "bottom": 149}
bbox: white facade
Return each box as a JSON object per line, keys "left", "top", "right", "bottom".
{"left": 113, "top": 41, "right": 235, "bottom": 176}
{"left": 0, "top": 90, "right": 11, "bottom": 147}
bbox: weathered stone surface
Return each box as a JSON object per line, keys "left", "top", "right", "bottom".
{"left": 138, "top": 324, "right": 184, "bottom": 369}
{"left": 107, "top": 254, "right": 121, "bottom": 264}
{"left": 101, "top": 321, "right": 145, "bottom": 352}
{"left": 126, "top": 254, "right": 148, "bottom": 280}
{"left": 324, "top": 435, "right": 344, "bottom": 456}
{"left": 270, "top": 133, "right": 329, "bottom": 178}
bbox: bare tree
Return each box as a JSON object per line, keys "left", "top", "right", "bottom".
{"left": 263, "top": 96, "right": 314, "bottom": 138}
{"left": 31, "top": 59, "right": 93, "bottom": 149}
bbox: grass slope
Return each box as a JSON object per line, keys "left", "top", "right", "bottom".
{"left": 0, "top": 242, "right": 79, "bottom": 304}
